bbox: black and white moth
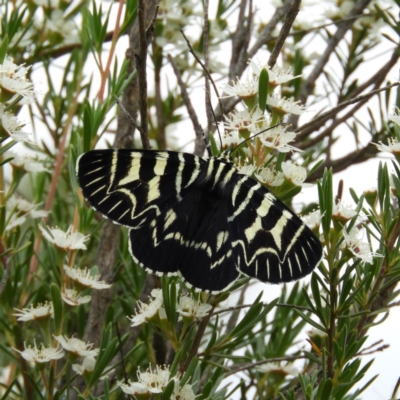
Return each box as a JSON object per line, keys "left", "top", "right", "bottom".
{"left": 76, "top": 149, "right": 322, "bottom": 293}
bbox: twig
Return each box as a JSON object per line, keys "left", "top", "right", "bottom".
{"left": 296, "top": 82, "right": 400, "bottom": 138}
{"left": 180, "top": 29, "right": 224, "bottom": 115}
{"left": 268, "top": 0, "right": 301, "bottom": 69}
{"left": 214, "top": 302, "right": 313, "bottom": 315}
{"left": 229, "top": 0, "right": 252, "bottom": 81}
{"left": 114, "top": 96, "right": 144, "bottom": 134}
{"left": 135, "top": 0, "right": 151, "bottom": 150}
{"left": 203, "top": 0, "right": 214, "bottom": 137}
{"left": 28, "top": 78, "right": 82, "bottom": 285}
{"left": 98, "top": 0, "right": 125, "bottom": 101}
{"left": 224, "top": 354, "right": 307, "bottom": 377}
{"left": 167, "top": 55, "right": 205, "bottom": 157}
{"left": 356, "top": 341, "right": 389, "bottom": 357}
{"left": 247, "top": 0, "right": 293, "bottom": 63}
{"left": 183, "top": 303, "right": 216, "bottom": 372}
{"left": 298, "top": 0, "right": 373, "bottom": 106}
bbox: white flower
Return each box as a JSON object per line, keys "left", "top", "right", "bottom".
{"left": 281, "top": 161, "right": 307, "bottom": 186}
{"left": 5, "top": 151, "right": 50, "bottom": 173}
{"left": 14, "top": 342, "right": 64, "bottom": 363}
{"left": 255, "top": 166, "right": 284, "bottom": 187}
{"left": 256, "top": 125, "right": 301, "bottom": 153}
{"left": 249, "top": 60, "right": 301, "bottom": 86}
{"left": 137, "top": 364, "right": 170, "bottom": 393}
{"left": 177, "top": 297, "right": 212, "bottom": 319}
{"left": 237, "top": 164, "right": 256, "bottom": 176}
{"left": 118, "top": 364, "right": 171, "bottom": 395}
{"left": 118, "top": 380, "right": 149, "bottom": 395}
{"left": 39, "top": 225, "right": 88, "bottom": 250}
{"left": 118, "top": 365, "right": 195, "bottom": 399}
{"left": 222, "top": 75, "right": 259, "bottom": 98}
{"left": 224, "top": 107, "right": 265, "bottom": 131}
{"left": 342, "top": 227, "right": 379, "bottom": 264}
{"left": 54, "top": 335, "right": 99, "bottom": 358}
{"left": 61, "top": 288, "right": 91, "bottom": 306}
{"left": 221, "top": 132, "right": 240, "bottom": 148}
{"left": 13, "top": 302, "right": 54, "bottom": 321}
{"left": 302, "top": 210, "right": 323, "bottom": 230}
{"left": 6, "top": 215, "right": 27, "bottom": 231}
{"left": 0, "top": 58, "right": 34, "bottom": 99}
{"left": 128, "top": 288, "right": 165, "bottom": 327}
{"left": 46, "top": 10, "right": 80, "bottom": 45}
{"left": 63, "top": 265, "right": 112, "bottom": 290}
{"left": 0, "top": 105, "right": 32, "bottom": 142}
{"left": 172, "top": 379, "right": 196, "bottom": 400}
{"left": 8, "top": 197, "right": 47, "bottom": 217}
{"left": 332, "top": 200, "right": 357, "bottom": 221}
{"left": 267, "top": 95, "right": 306, "bottom": 115}
{"left": 6, "top": 197, "right": 48, "bottom": 230}
{"left": 375, "top": 138, "right": 400, "bottom": 155}
{"left": 257, "top": 363, "right": 298, "bottom": 376}
{"left": 72, "top": 355, "right": 96, "bottom": 375}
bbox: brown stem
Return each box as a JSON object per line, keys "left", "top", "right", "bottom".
{"left": 268, "top": 0, "right": 301, "bottom": 69}
{"left": 183, "top": 304, "right": 216, "bottom": 372}
{"left": 136, "top": 0, "right": 151, "bottom": 150}
{"left": 203, "top": 0, "right": 213, "bottom": 137}
{"left": 27, "top": 77, "right": 82, "bottom": 284}
{"left": 98, "top": 0, "right": 125, "bottom": 101}
{"left": 168, "top": 55, "right": 204, "bottom": 157}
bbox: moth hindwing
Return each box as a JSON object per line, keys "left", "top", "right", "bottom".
{"left": 77, "top": 149, "right": 322, "bottom": 293}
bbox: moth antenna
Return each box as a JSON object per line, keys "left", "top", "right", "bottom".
{"left": 230, "top": 123, "right": 286, "bottom": 155}
{"left": 204, "top": 89, "right": 223, "bottom": 154}
{"left": 180, "top": 29, "right": 225, "bottom": 155}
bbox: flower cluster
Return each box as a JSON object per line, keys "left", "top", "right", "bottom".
{"left": 13, "top": 302, "right": 54, "bottom": 322}
{"left": 128, "top": 289, "right": 212, "bottom": 328}
{"left": 0, "top": 58, "right": 34, "bottom": 142}
{"left": 118, "top": 364, "right": 196, "bottom": 400}
{"left": 342, "top": 226, "right": 379, "bottom": 264}
{"left": 220, "top": 60, "right": 309, "bottom": 195}
{"left": 6, "top": 196, "right": 48, "bottom": 231}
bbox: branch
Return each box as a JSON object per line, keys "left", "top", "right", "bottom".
{"left": 224, "top": 354, "right": 307, "bottom": 377}
{"left": 135, "top": 0, "right": 151, "bottom": 150}
{"left": 296, "top": 52, "right": 400, "bottom": 141}
{"left": 229, "top": 0, "right": 251, "bottom": 81}
{"left": 168, "top": 55, "right": 205, "bottom": 157}
{"left": 297, "top": 0, "right": 373, "bottom": 107}
{"left": 268, "top": 0, "right": 301, "bottom": 69}
{"left": 203, "top": 0, "right": 213, "bottom": 136}
{"left": 296, "top": 82, "right": 400, "bottom": 152}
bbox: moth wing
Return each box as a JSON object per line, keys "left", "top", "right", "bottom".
{"left": 129, "top": 187, "right": 240, "bottom": 293}
{"left": 228, "top": 175, "right": 322, "bottom": 283}
{"left": 77, "top": 149, "right": 203, "bottom": 228}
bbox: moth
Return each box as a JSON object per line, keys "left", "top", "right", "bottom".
{"left": 77, "top": 149, "right": 322, "bottom": 292}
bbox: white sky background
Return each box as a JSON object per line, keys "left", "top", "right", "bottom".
{"left": 26, "top": 0, "right": 399, "bottom": 398}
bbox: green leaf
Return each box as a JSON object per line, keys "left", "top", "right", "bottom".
{"left": 162, "top": 379, "right": 176, "bottom": 400}
{"left": 180, "top": 356, "right": 198, "bottom": 386}
{"left": 209, "top": 131, "right": 220, "bottom": 156}
{"left": 318, "top": 168, "right": 333, "bottom": 235}
{"left": 317, "top": 378, "right": 332, "bottom": 400}
{"left": 258, "top": 68, "right": 269, "bottom": 113}
{"left": 0, "top": 35, "right": 9, "bottom": 64}
{"left": 294, "top": 309, "right": 326, "bottom": 332}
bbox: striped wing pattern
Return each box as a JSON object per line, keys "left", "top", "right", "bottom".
{"left": 77, "top": 149, "right": 322, "bottom": 292}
